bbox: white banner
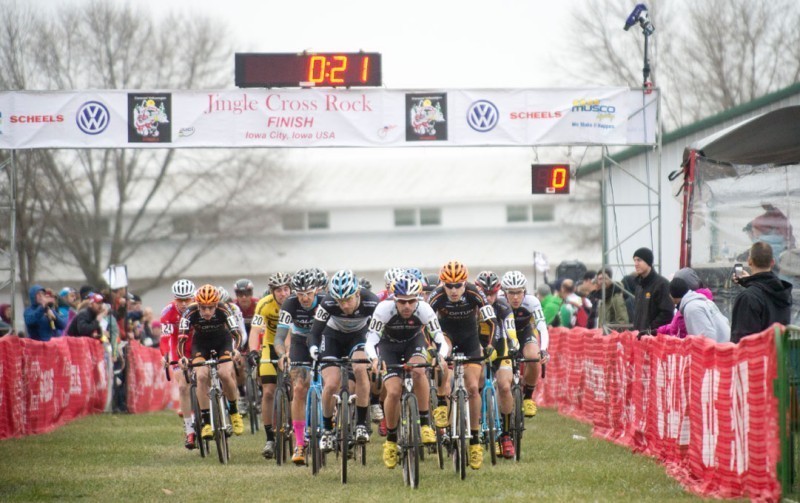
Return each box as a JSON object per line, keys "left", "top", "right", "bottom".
{"left": 0, "top": 88, "right": 657, "bottom": 149}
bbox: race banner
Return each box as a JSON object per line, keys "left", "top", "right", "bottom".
{"left": 0, "top": 336, "right": 107, "bottom": 439}
{"left": 126, "top": 340, "right": 173, "bottom": 414}
{"left": 0, "top": 88, "right": 658, "bottom": 149}
{"left": 538, "top": 327, "right": 781, "bottom": 501}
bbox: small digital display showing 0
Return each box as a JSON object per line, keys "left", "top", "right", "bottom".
{"left": 531, "top": 164, "right": 570, "bottom": 194}
{"left": 235, "top": 53, "right": 382, "bottom": 88}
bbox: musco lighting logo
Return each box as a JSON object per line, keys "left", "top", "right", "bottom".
{"left": 571, "top": 99, "right": 616, "bottom": 122}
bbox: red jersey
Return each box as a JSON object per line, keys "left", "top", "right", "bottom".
{"left": 234, "top": 296, "right": 259, "bottom": 333}
{"left": 376, "top": 289, "right": 393, "bottom": 302}
{"left": 161, "top": 301, "right": 192, "bottom": 362}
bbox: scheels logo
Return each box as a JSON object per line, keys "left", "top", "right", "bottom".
{"left": 466, "top": 100, "right": 499, "bottom": 132}
{"left": 76, "top": 101, "right": 110, "bottom": 135}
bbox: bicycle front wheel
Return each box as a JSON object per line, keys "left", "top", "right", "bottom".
{"left": 485, "top": 388, "right": 498, "bottom": 466}
{"left": 309, "top": 391, "right": 323, "bottom": 476}
{"left": 273, "top": 385, "right": 290, "bottom": 466}
{"left": 339, "top": 391, "right": 350, "bottom": 484}
{"left": 403, "top": 394, "right": 420, "bottom": 489}
{"left": 246, "top": 372, "right": 259, "bottom": 434}
{"left": 210, "top": 389, "right": 228, "bottom": 465}
{"left": 456, "top": 389, "right": 467, "bottom": 480}
{"left": 190, "top": 383, "right": 207, "bottom": 458}
{"left": 511, "top": 384, "right": 524, "bottom": 462}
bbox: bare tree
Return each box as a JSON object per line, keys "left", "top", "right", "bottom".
{"left": 558, "top": 0, "right": 800, "bottom": 128}
{"left": 0, "top": 0, "right": 291, "bottom": 299}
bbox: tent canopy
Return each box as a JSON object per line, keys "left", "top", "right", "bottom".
{"left": 684, "top": 105, "right": 800, "bottom": 166}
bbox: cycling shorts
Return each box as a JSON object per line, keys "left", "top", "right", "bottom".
{"left": 378, "top": 332, "right": 428, "bottom": 382}
{"left": 191, "top": 333, "right": 233, "bottom": 364}
{"left": 289, "top": 335, "right": 313, "bottom": 367}
{"left": 446, "top": 331, "right": 483, "bottom": 361}
{"left": 320, "top": 326, "right": 367, "bottom": 371}
{"left": 259, "top": 343, "right": 278, "bottom": 384}
{"left": 518, "top": 325, "right": 539, "bottom": 348}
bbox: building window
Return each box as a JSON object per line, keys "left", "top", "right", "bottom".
{"left": 308, "top": 211, "right": 329, "bottom": 230}
{"left": 170, "top": 214, "right": 219, "bottom": 235}
{"left": 532, "top": 205, "right": 555, "bottom": 222}
{"left": 506, "top": 205, "right": 529, "bottom": 223}
{"left": 281, "top": 212, "right": 304, "bottom": 231}
{"left": 420, "top": 208, "right": 441, "bottom": 226}
{"left": 394, "top": 209, "right": 416, "bottom": 227}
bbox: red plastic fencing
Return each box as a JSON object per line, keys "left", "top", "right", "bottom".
{"left": 0, "top": 336, "right": 108, "bottom": 439}
{"left": 538, "top": 326, "right": 781, "bottom": 501}
{"left": 125, "top": 340, "right": 175, "bottom": 413}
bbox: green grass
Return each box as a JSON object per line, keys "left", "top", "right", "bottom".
{"left": 0, "top": 408, "right": 722, "bottom": 502}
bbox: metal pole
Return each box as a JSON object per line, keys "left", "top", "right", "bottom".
{"left": 9, "top": 150, "right": 17, "bottom": 334}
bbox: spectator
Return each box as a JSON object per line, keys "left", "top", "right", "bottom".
{"left": 559, "top": 279, "right": 589, "bottom": 328}
{"left": 577, "top": 271, "right": 599, "bottom": 328}
{"left": 0, "top": 303, "right": 12, "bottom": 336}
{"left": 535, "top": 283, "right": 552, "bottom": 302}
{"left": 594, "top": 268, "right": 630, "bottom": 327}
{"left": 57, "top": 287, "right": 79, "bottom": 330}
{"left": 730, "top": 242, "right": 793, "bottom": 343}
{"left": 67, "top": 293, "right": 108, "bottom": 340}
{"left": 620, "top": 273, "right": 638, "bottom": 323}
{"left": 631, "top": 247, "right": 673, "bottom": 335}
{"left": 668, "top": 277, "right": 730, "bottom": 343}
{"left": 657, "top": 267, "right": 714, "bottom": 338}
{"left": 79, "top": 284, "right": 96, "bottom": 302}
{"left": 143, "top": 319, "right": 162, "bottom": 348}
{"left": 24, "top": 285, "right": 67, "bottom": 341}
{"left": 541, "top": 280, "right": 565, "bottom": 326}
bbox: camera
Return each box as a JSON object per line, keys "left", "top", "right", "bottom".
{"left": 624, "top": 3, "right": 655, "bottom": 35}
{"left": 46, "top": 302, "right": 56, "bottom": 309}
{"left": 733, "top": 263, "right": 744, "bottom": 279}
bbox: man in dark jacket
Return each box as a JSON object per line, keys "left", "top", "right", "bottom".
{"left": 67, "top": 293, "right": 107, "bottom": 339}
{"left": 24, "top": 285, "right": 67, "bottom": 341}
{"left": 731, "top": 242, "right": 793, "bottom": 343}
{"left": 632, "top": 247, "right": 674, "bottom": 335}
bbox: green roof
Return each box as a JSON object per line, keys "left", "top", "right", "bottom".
{"left": 578, "top": 81, "right": 800, "bottom": 175}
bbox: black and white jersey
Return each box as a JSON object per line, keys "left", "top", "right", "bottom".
{"left": 366, "top": 300, "right": 442, "bottom": 343}
{"left": 510, "top": 294, "right": 549, "bottom": 350}
{"left": 428, "top": 282, "right": 496, "bottom": 340}
{"left": 277, "top": 294, "right": 323, "bottom": 337}
{"left": 308, "top": 288, "right": 379, "bottom": 347}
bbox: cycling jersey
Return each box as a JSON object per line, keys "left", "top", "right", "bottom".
{"left": 428, "top": 282, "right": 496, "bottom": 358}
{"left": 227, "top": 302, "right": 247, "bottom": 344}
{"left": 509, "top": 294, "right": 550, "bottom": 351}
{"left": 308, "top": 288, "right": 380, "bottom": 348}
{"left": 376, "top": 289, "right": 392, "bottom": 302}
{"left": 177, "top": 302, "right": 241, "bottom": 361}
{"left": 234, "top": 296, "right": 259, "bottom": 334}
{"left": 251, "top": 294, "right": 281, "bottom": 347}
{"left": 274, "top": 293, "right": 323, "bottom": 367}
{"left": 161, "top": 301, "right": 192, "bottom": 363}
{"left": 479, "top": 297, "right": 518, "bottom": 353}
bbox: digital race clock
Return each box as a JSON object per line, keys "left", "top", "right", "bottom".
{"left": 531, "top": 164, "right": 570, "bottom": 194}
{"left": 235, "top": 52, "right": 382, "bottom": 88}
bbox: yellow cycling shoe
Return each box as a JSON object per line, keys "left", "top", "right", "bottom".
{"left": 230, "top": 413, "right": 244, "bottom": 435}
{"left": 469, "top": 444, "right": 483, "bottom": 470}
{"left": 433, "top": 405, "right": 449, "bottom": 429}
{"left": 420, "top": 425, "right": 436, "bottom": 445}
{"left": 523, "top": 399, "right": 537, "bottom": 417}
{"left": 201, "top": 423, "right": 213, "bottom": 440}
{"left": 383, "top": 441, "right": 399, "bottom": 469}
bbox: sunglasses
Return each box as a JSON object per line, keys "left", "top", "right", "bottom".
{"left": 444, "top": 282, "right": 464, "bottom": 289}
{"left": 395, "top": 298, "right": 418, "bottom": 306}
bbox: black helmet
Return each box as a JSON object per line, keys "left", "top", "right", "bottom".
{"left": 292, "top": 268, "right": 317, "bottom": 291}
{"left": 358, "top": 277, "right": 372, "bottom": 291}
{"left": 423, "top": 273, "right": 439, "bottom": 292}
{"left": 233, "top": 278, "right": 254, "bottom": 294}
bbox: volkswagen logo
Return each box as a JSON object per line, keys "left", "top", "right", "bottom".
{"left": 76, "top": 101, "right": 110, "bottom": 135}
{"left": 466, "top": 100, "right": 499, "bottom": 132}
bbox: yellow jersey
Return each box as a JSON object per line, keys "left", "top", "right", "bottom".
{"left": 252, "top": 294, "right": 280, "bottom": 346}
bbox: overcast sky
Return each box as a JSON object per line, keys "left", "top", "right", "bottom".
{"left": 37, "top": 0, "right": 586, "bottom": 89}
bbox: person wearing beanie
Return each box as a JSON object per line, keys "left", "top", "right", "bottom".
{"left": 668, "top": 277, "right": 730, "bottom": 343}
{"left": 632, "top": 247, "right": 673, "bottom": 335}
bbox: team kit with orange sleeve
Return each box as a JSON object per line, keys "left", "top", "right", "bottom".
{"left": 169, "top": 263, "right": 548, "bottom": 477}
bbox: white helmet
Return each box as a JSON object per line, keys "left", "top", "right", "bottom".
{"left": 383, "top": 267, "right": 405, "bottom": 288}
{"left": 172, "top": 279, "right": 196, "bottom": 299}
{"left": 501, "top": 270, "right": 528, "bottom": 290}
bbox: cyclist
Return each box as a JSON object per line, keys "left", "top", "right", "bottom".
{"left": 274, "top": 268, "right": 324, "bottom": 465}
{"left": 428, "top": 260, "right": 497, "bottom": 470}
{"left": 178, "top": 285, "right": 244, "bottom": 438}
{"left": 358, "top": 277, "right": 373, "bottom": 291}
{"left": 233, "top": 278, "right": 259, "bottom": 336}
{"left": 377, "top": 267, "right": 404, "bottom": 302}
{"left": 160, "top": 278, "right": 196, "bottom": 449}
{"left": 218, "top": 286, "right": 249, "bottom": 415}
{"left": 310, "top": 267, "right": 328, "bottom": 292}
{"left": 422, "top": 273, "right": 439, "bottom": 302}
{"left": 366, "top": 275, "right": 449, "bottom": 469}
{"left": 475, "top": 271, "right": 519, "bottom": 459}
{"left": 500, "top": 270, "right": 550, "bottom": 418}
{"left": 248, "top": 272, "right": 293, "bottom": 459}
{"left": 308, "top": 269, "right": 379, "bottom": 452}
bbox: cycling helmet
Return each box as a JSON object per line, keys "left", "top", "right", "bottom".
{"left": 405, "top": 268, "right": 424, "bottom": 282}
{"left": 439, "top": 260, "right": 468, "bottom": 283}
{"left": 475, "top": 271, "right": 501, "bottom": 294}
{"left": 172, "top": 279, "right": 195, "bottom": 299}
{"left": 216, "top": 285, "right": 231, "bottom": 303}
{"left": 267, "top": 272, "right": 292, "bottom": 289}
{"left": 358, "top": 277, "right": 373, "bottom": 291}
{"left": 383, "top": 267, "right": 404, "bottom": 288}
{"left": 292, "top": 268, "right": 317, "bottom": 292}
{"left": 233, "top": 278, "right": 254, "bottom": 294}
{"left": 328, "top": 269, "right": 359, "bottom": 300}
{"left": 501, "top": 270, "right": 528, "bottom": 290}
{"left": 311, "top": 267, "right": 328, "bottom": 290}
{"left": 195, "top": 284, "right": 221, "bottom": 305}
{"left": 423, "top": 273, "right": 439, "bottom": 291}
{"left": 393, "top": 275, "right": 422, "bottom": 297}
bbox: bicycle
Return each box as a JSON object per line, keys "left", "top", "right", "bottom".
{"left": 508, "top": 352, "right": 541, "bottom": 462}
{"left": 305, "top": 359, "right": 326, "bottom": 476}
{"left": 244, "top": 357, "right": 261, "bottom": 435}
{"left": 425, "top": 351, "right": 445, "bottom": 470}
{"left": 319, "top": 356, "right": 371, "bottom": 485}
{"left": 172, "top": 360, "right": 208, "bottom": 458}
{"left": 270, "top": 357, "right": 294, "bottom": 465}
{"left": 446, "top": 353, "right": 486, "bottom": 480}
{"left": 186, "top": 350, "right": 232, "bottom": 465}
{"left": 481, "top": 361, "right": 502, "bottom": 466}
{"left": 381, "top": 361, "right": 432, "bottom": 489}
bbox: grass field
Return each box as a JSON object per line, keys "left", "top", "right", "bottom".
{"left": 0, "top": 408, "right": 719, "bottom": 502}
